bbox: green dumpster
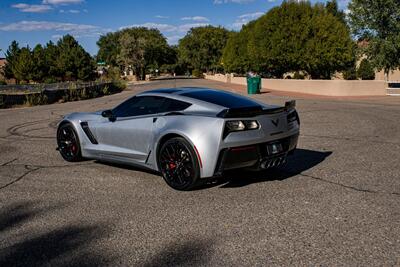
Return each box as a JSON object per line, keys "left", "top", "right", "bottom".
{"left": 247, "top": 76, "right": 261, "bottom": 94}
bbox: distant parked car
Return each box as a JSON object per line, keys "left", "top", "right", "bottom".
{"left": 57, "top": 88, "right": 300, "bottom": 190}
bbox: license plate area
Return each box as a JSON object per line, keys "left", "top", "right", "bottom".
{"left": 267, "top": 142, "right": 283, "bottom": 155}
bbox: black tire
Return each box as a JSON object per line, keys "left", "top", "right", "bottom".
{"left": 158, "top": 137, "right": 200, "bottom": 191}
{"left": 57, "top": 122, "right": 83, "bottom": 162}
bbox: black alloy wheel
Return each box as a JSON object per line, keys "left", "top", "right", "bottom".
{"left": 57, "top": 123, "right": 83, "bottom": 162}
{"left": 158, "top": 137, "right": 200, "bottom": 191}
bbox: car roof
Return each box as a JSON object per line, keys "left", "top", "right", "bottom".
{"left": 140, "top": 87, "right": 262, "bottom": 109}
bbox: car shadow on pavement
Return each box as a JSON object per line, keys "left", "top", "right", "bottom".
{"left": 96, "top": 160, "right": 161, "bottom": 176}
{"left": 0, "top": 201, "right": 112, "bottom": 267}
{"left": 199, "top": 148, "right": 332, "bottom": 189}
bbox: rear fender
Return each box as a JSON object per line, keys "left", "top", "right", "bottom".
{"left": 150, "top": 115, "right": 225, "bottom": 178}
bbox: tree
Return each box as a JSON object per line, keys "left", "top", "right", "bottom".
{"left": 97, "top": 27, "right": 171, "bottom": 80}
{"left": 325, "top": 0, "right": 346, "bottom": 24}
{"left": 4, "top": 41, "right": 21, "bottom": 82}
{"left": 222, "top": 23, "right": 254, "bottom": 74}
{"left": 4, "top": 36, "right": 95, "bottom": 83}
{"left": 44, "top": 41, "right": 61, "bottom": 83}
{"left": 12, "top": 47, "right": 34, "bottom": 83}
{"left": 222, "top": 1, "right": 355, "bottom": 79}
{"left": 349, "top": 0, "right": 400, "bottom": 80}
{"left": 357, "top": 58, "right": 375, "bottom": 80}
{"left": 97, "top": 32, "right": 121, "bottom": 66}
{"left": 178, "top": 26, "right": 230, "bottom": 73}
{"left": 32, "top": 44, "right": 48, "bottom": 83}
{"left": 118, "top": 31, "right": 145, "bottom": 80}
{"left": 56, "top": 35, "right": 95, "bottom": 81}
{"left": 160, "top": 45, "right": 182, "bottom": 75}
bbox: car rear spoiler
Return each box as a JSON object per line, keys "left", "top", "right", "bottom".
{"left": 217, "top": 100, "right": 296, "bottom": 118}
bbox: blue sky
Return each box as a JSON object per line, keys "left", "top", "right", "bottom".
{"left": 0, "top": 0, "right": 350, "bottom": 56}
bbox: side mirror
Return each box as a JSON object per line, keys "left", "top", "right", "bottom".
{"left": 101, "top": 109, "right": 116, "bottom": 122}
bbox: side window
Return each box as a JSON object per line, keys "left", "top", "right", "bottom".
{"left": 162, "top": 98, "right": 192, "bottom": 112}
{"left": 113, "top": 96, "right": 166, "bottom": 118}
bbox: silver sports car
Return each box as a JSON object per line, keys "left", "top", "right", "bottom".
{"left": 57, "top": 87, "right": 300, "bottom": 190}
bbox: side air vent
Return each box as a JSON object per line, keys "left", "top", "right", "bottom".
{"left": 80, "top": 122, "right": 98, "bottom": 144}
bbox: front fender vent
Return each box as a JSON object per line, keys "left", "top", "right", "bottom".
{"left": 80, "top": 122, "right": 98, "bottom": 144}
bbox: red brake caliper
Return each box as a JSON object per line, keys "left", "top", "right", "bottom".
{"left": 169, "top": 162, "right": 176, "bottom": 170}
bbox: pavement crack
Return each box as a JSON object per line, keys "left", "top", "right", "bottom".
{"left": 0, "top": 162, "right": 95, "bottom": 190}
{"left": 0, "top": 166, "right": 40, "bottom": 190}
{"left": 301, "top": 134, "right": 400, "bottom": 146}
{"left": 1, "top": 158, "right": 18, "bottom": 166}
{"left": 298, "top": 172, "right": 400, "bottom": 197}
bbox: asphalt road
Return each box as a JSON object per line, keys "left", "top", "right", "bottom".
{"left": 1, "top": 79, "right": 399, "bottom": 266}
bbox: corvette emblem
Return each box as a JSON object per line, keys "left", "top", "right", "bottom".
{"left": 271, "top": 118, "right": 279, "bottom": 127}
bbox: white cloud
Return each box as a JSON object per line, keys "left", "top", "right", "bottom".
{"left": 165, "top": 35, "right": 184, "bottom": 45}
{"left": 231, "top": 11, "right": 264, "bottom": 29}
{"left": 155, "top": 15, "right": 169, "bottom": 19}
{"left": 181, "top": 16, "right": 209, "bottom": 22}
{"left": 120, "top": 22, "right": 210, "bottom": 33}
{"left": 120, "top": 23, "right": 177, "bottom": 32}
{"left": 0, "top": 20, "right": 109, "bottom": 38}
{"left": 119, "top": 22, "right": 210, "bottom": 44}
{"left": 11, "top": 3, "right": 52, "bottom": 13}
{"left": 213, "top": 0, "right": 255, "bottom": 4}
{"left": 178, "top": 23, "right": 209, "bottom": 32}
{"left": 42, "top": 0, "right": 83, "bottom": 5}
{"left": 60, "top": 9, "right": 80, "bottom": 13}
{"left": 238, "top": 12, "right": 264, "bottom": 20}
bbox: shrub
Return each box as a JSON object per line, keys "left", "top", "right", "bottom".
{"left": 0, "top": 80, "right": 7, "bottom": 85}
{"left": 25, "top": 93, "right": 48, "bottom": 106}
{"left": 357, "top": 59, "right": 375, "bottom": 80}
{"left": 293, "top": 72, "right": 305, "bottom": 79}
{"left": 343, "top": 67, "right": 357, "bottom": 80}
{"left": 112, "top": 80, "right": 127, "bottom": 91}
{"left": 105, "top": 66, "right": 121, "bottom": 81}
{"left": 102, "top": 85, "right": 110, "bottom": 95}
{"left": 192, "top": 69, "right": 203, "bottom": 78}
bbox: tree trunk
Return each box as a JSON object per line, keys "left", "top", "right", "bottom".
{"left": 135, "top": 67, "right": 141, "bottom": 81}
{"left": 384, "top": 69, "right": 389, "bottom": 82}
{"left": 142, "top": 67, "right": 146, "bottom": 81}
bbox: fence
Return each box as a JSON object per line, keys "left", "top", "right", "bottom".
{"left": 0, "top": 81, "right": 122, "bottom": 108}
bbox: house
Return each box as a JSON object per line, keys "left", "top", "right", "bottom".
{"left": 0, "top": 58, "right": 6, "bottom": 80}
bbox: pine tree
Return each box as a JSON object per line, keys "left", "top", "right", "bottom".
{"left": 12, "top": 47, "right": 34, "bottom": 83}
{"left": 4, "top": 41, "right": 21, "bottom": 82}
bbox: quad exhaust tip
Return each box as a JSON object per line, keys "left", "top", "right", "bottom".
{"left": 261, "top": 156, "right": 287, "bottom": 169}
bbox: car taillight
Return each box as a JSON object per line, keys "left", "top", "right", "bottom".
{"left": 287, "top": 110, "right": 300, "bottom": 125}
{"left": 223, "top": 120, "right": 260, "bottom": 138}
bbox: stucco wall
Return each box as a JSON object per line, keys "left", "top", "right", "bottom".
{"left": 375, "top": 69, "right": 400, "bottom": 81}
{"left": 204, "top": 74, "right": 387, "bottom": 96}
{"left": 204, "top": 74, "right": 229, "bottom": 83}
{"left": 262, "top": 79, "right": 386, "bottom": 96}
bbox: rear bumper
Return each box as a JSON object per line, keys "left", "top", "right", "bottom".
{"left": 214, "top": 133, "right": 299, "bottom": 176}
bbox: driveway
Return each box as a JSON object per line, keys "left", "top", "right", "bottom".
{"left": 0, "top": 79, "right": 399, "bottom": 266}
